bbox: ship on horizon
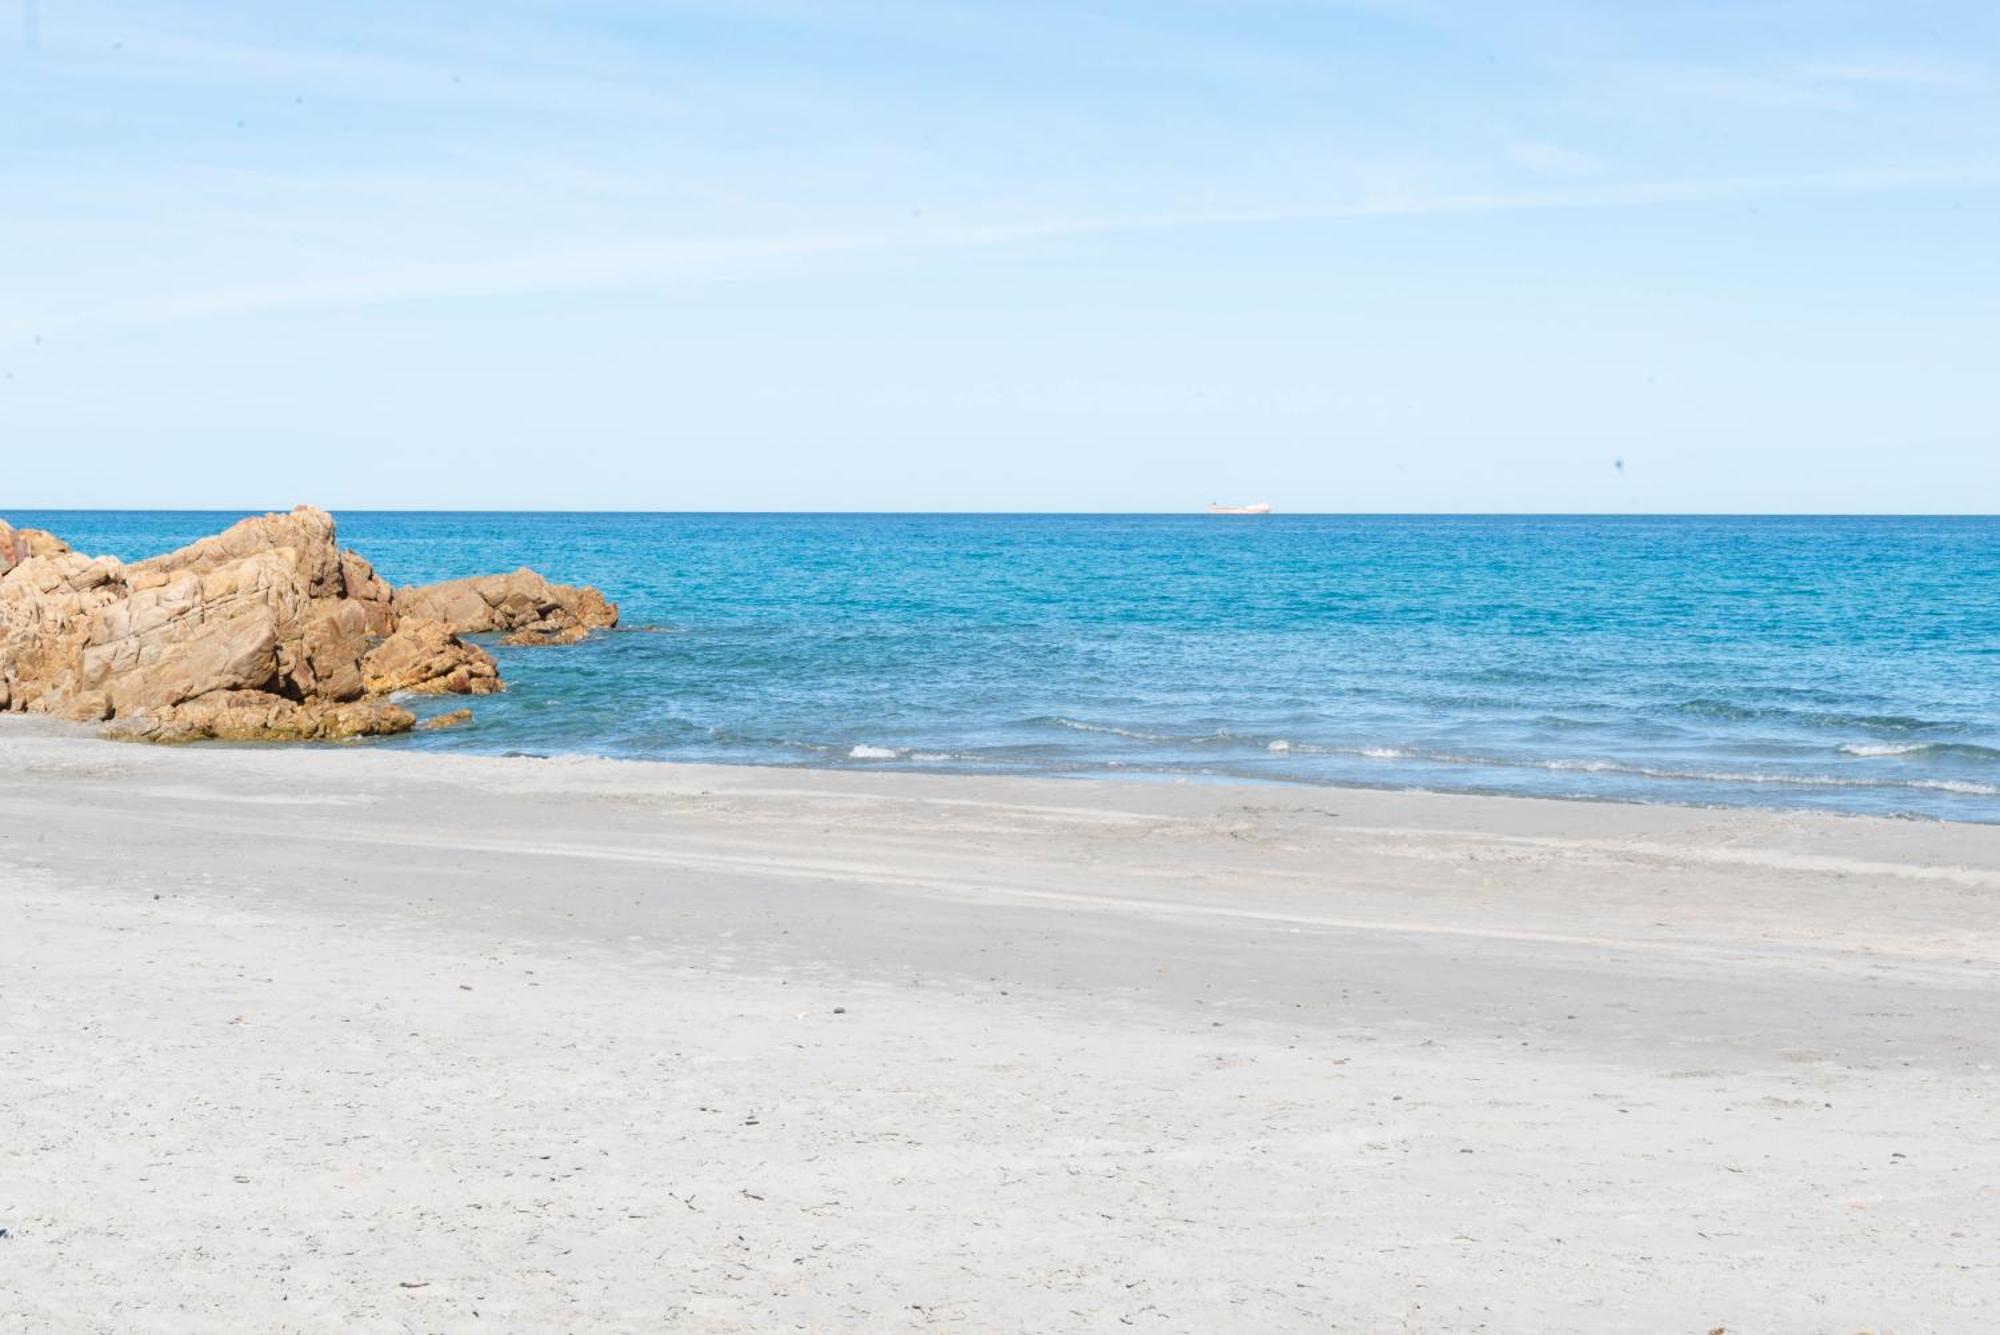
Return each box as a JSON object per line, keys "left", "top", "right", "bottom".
{"left": 1206, "top": 501, "right": 1273, "bottom": 516}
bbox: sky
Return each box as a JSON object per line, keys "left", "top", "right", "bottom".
{"left": 2, "top": 0, "right": 1996, "bottom": 512}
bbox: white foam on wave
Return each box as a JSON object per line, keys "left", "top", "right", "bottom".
{"left": 1315, "top": 747, "right": 2000, "bottom": 798}
{"left": 1025, "top": 718, "right": 1997, "bottom": 801}
{"left": 1049, "top": 717, "right": 1174, "bottom": 742}
{"left": 1915, "top": 778, "right": 2000, "bottom": 796}
{"left": 847, "top": 744, "right": 899, "bottom": 760}
{"left": 1533, "top": 757, "right": 2000, "bottom": 797}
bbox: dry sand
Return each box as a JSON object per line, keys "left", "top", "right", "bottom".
{"left": 2, "top": 719, "right": 1997, "bottom": 1332}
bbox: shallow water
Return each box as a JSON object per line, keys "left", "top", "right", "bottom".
{"left": 20, "top": 511, "right": 2000, "bottom": 821}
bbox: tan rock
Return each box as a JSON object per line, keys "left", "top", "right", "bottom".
{"left": 420, "top": 707, "right": 476, "bottom": 731}
{"left": 339, "top": 550, "right": 399, "bottom": 634}
{"left": 3, "top": 506, "right": 606, "bottom": 743}
{"left": 501, "top": 625, "right": 589, "bottom": 647}
{"left": 282, "top": 599, "right": 373, "bottom": 704}
{"left": 68, "top": 509, "right": 379, "bottom": 716}
{"left": 0, "top": 519, "right": 73, "bottom": 576}
{"left": 397, "top": 568, "right": 617, "bottom": 638}
{"left": 1, "top": 545, "right": 130, "bottom": 714}
{"left": 361, "top": 618, "right": 501, "bottom": 696}
{"left": 102, "top": 691, "right": 415, "bottom": 743}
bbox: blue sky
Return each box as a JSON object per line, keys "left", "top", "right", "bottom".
{"left": 3, "top": 0, "right": 1996, "bottom": 511}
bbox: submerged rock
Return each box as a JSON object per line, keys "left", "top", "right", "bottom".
{"left": 500, "top": 625, "right": 590, "bottom": 647}
{"left": 419, "top": 707, "right": 476, "bottom": 731}
{"left": 0, "top": 506, "right": 614, "bottom": 742}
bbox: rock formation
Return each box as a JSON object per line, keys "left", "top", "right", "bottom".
{"left": 420, "top": 707, "right": 475, "bottom": 732}
{"left": 361, "top": 618, "right": 502, "bottom": 697}
{"left": 395, "top": 568, "right": 618, "bottom": 638}
{"left": 0, "top": 507, "right": 615, "bottom": 741}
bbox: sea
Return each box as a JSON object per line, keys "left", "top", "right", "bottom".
{"left": 13, "top": 511, "right": 2000, "bottom": 822}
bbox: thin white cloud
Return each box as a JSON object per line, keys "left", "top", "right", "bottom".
{"left": 41, "top": 20, "right": 688, "bottom": 119}
{"left": 1504, "top": 141, "right": 1603, "bottom": 175}
{"left": 19, "top": 161, "right": 1996, "bottom": 340}
{"left": 1802, "top": 59, "right": 1987, "bottom": 90}
{"left": 10, "top": 3, "right": 1997, "bottom": 352}
{"left": 1647, "top": 55, "right": 1988, "bottom": 108}
{"left": 1649, "top": 68, "right": 1846, "bottom": 108}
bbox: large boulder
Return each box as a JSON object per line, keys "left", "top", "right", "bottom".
{"left": 0, "top": 519, "right": 73, "bottom": 576}
{"left": 396, "top": 568, "right": 617, "bottom": 637}
{"left": 0, "top": 539, "right": 136, "bottom": 717}
{"left": 361, "top": 618, "right": 501, "bottom": 696}
{"left": 1, "top": 507, "right": 613, "bottom": 742}
{"left": 73, "top": 508, "right": 387, "bottom": 716}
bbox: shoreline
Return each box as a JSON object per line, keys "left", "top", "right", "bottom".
{"left": 17, "top": 704, "right": 2000, "bottom": 825}
{"left": 478, "top": 749, "right": 2000, "bottom": 826}
{"left": 5, "top": 723, "right": 1998, "bottom": 1330}
{"left": 20, "top": 708, "right": 1999, "bottom": 828}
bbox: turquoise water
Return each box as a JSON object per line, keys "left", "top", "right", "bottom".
{"left": 15, "top": 511, "right": 2000, "bottom": 821}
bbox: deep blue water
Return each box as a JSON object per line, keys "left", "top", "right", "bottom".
{"left": 15, "top": 511, "right": 2000, "bottom": 821}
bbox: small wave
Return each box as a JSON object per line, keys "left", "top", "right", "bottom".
{"left": 1670, "top": 698, "right": 1955, "bottom": 734}
{"left": 847, "top": 744, "right": 900, "bottom": 760}
{"left": 1838, "top": 741, "right": 2000, "bottom": 762}
{"left": 1269, "top": 744, "right": 2000, "bottom": 798}
{"left": 1530, "top": 714, "right": 1613, "bottom": 731}
{"left": 709, "top": 729, "right": 843, "bottom": 756}
{"left": 1527, "top": 758, "right": 1999, "bottom": 797}
{"left": 1921, "top": 779, "right": 2000, "bottom": 796}
{"left": 1045, "top": 721, "right": 1432, "bottom": 760}
{"left": 1047, "top": 717, "right": 1177, "bottom": 742}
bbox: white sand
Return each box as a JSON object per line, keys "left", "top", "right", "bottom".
{"left": 3, "top": 722, "right": 1997, "bottom": 1332}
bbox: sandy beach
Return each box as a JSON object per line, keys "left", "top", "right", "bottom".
{"left": 3, "top": 721, "right": 1996, "bottom": 1333}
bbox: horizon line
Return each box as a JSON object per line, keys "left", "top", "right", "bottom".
{"left": 8, "top": 508, "right": 1998, "bottom": 520}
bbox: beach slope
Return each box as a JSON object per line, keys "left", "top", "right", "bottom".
{"left": 3, "top": 725, "right": 1997, "bottom": 1332}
